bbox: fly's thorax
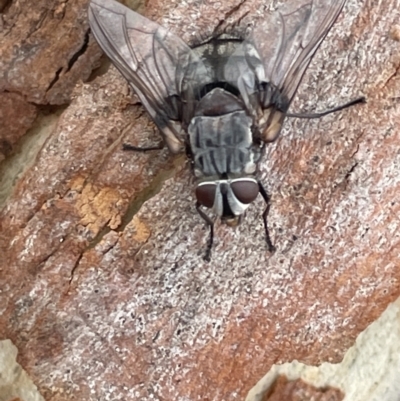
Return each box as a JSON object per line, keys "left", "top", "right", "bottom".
{"left": 188, "top": 98, "right": 262, "bottom": 178}
{"left": 195, "top": 177, "right": 259, "bottom": 220}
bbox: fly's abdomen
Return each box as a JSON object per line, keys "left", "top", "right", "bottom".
{"left": 188, "top": 110, "right": 260, "bottom": 177}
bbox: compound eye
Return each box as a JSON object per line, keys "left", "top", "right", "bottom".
{"left": 196, "top": 183, "right": 217, "bottom": 208}
{"left": 231, "top": 179, "right": 259, "bottom": 204}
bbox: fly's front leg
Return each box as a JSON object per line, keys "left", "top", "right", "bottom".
{"left": 196, "top": 202, "right": 215, "bottom": 262}
{"left": 122, "top": 142, "right": 165, "bottom": 152}
{"left": 258, "top": 182, "right": 276, "bottom": 253}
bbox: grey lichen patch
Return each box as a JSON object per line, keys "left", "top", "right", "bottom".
{"left": 0, "top": 339, "right": 44, "bottom": 401}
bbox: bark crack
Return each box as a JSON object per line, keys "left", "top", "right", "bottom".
{"left": 67, "top": 29, "right": 90, "bottom": 72}
{"left": 68, "top": 252, "right": 84, "bottom": 286}
{"left": 46, "top": 67, "right": 63, "bottom": 92}
{"left": 87, "top": 154, "right": 184, "bottom": 253}
{"left": 384, "top": 62, "right": 400, "bottom": 88}
{"left": 26, "top": 9, "right": 49, "bottom": 39}
{"left": 343, "top": 144, "right": 361, "bottom": 188}
{"left": 212, "top": 0, "right": 248, "bottom": 37}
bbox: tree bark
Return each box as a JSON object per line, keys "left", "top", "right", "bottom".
{"left": 1, "top": 0, "right": 400, "bottom": 400}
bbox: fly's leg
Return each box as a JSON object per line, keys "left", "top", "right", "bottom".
{"left": 258, "top": 182, "right": 276, "bottom": 253}
{"left": 196, "top": 202, "right": 215, "bottom": 262}
{"left": 286, "top": 96, "right": 366, "bottom": 119}
{"left": 122, "top": 142, "right": 165, "bottom": 152}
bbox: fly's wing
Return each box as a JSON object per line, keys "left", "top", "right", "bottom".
{"left": 230, "top": 0, "right": 347, "bottom": 142}
{"left": 88, "top": 0, "right": 208, "bottom": 153}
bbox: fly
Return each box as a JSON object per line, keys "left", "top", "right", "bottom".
{"left": 88, "top": 0, "right": 365, "bottom": 261}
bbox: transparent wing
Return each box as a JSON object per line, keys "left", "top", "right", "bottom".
{"left": 230, "top": 0, "right": 347, "bottom": 142}
{"left": 254, "top": 0, "right": 346, "bottom": 102}
{"left": 88, "top": 0, "right": 208, "bottom": 153}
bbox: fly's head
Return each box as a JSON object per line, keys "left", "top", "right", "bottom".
{"left": 195, "top": 177, "right": 259, "bottom": 225}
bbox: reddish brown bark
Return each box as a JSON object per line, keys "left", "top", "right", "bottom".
{"left": 0, "top": 0, "right": 399, "bottom": 400}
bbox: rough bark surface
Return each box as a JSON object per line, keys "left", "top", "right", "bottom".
{"left": 0, "top": 92, "right": 37, "bottom": 162}
{"left": 0, "top": 0, "right": 101, "bottom": 104}
{"left": 0, "top": 0, "right": 400, "bottom": 400}
{"left": 0, "top": 0, "right": 102, "bottom": 159}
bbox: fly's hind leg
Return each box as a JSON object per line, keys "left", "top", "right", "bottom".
{"left": 286, "top": 96, "right": 366, "bottom": 119}
{"left": 122, "top": 142, "right": 165, "bottom": 152}
{"left": 258, "top": 182, "right": 276, "bottom": 253}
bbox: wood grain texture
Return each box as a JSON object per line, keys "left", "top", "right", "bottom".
{"left": 0, "top": 0, "right": 399, "bottom": 400}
